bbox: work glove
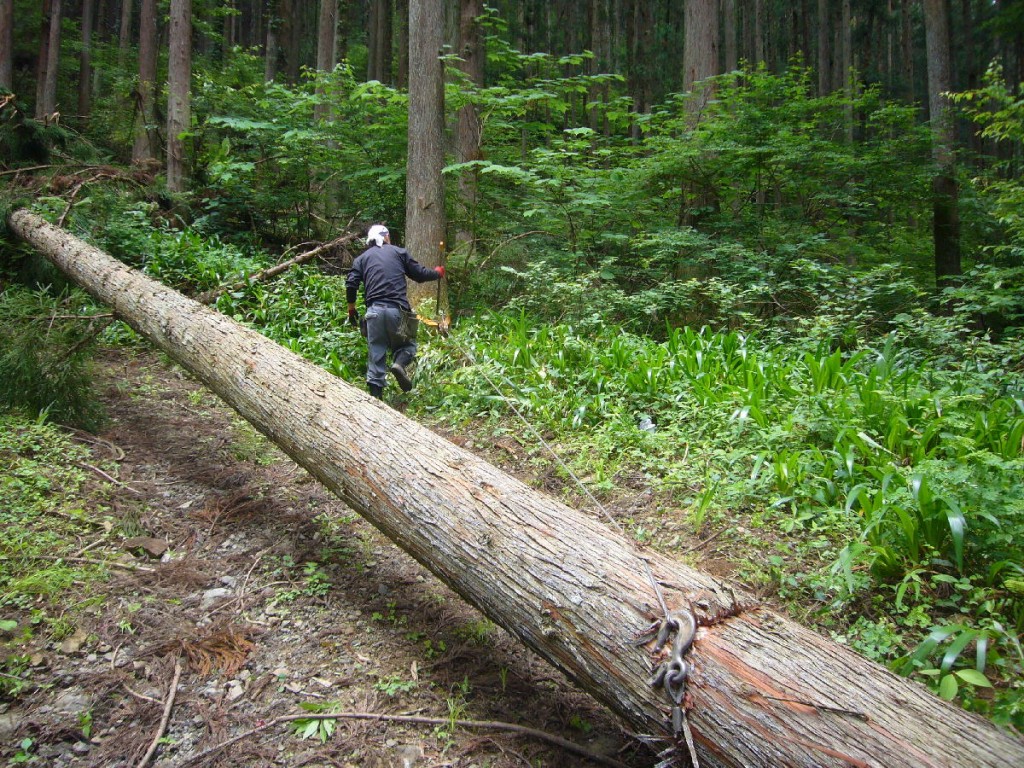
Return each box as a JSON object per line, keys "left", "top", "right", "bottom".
{"left": 434, "top": 266, "right": 446, "bottom": 279}
{"left": 347, "top": 308, "right": 359, "bottom": 327}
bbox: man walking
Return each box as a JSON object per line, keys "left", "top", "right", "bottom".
{"left": 346, "top": 224, "right": 445, "bottom": 398}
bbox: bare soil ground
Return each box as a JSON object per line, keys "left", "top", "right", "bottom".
{"left": 2, "top": 347, "right": 663, "bottom": 768}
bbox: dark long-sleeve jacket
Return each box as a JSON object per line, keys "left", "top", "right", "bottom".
{"left": 345, "top": 244, "right": 439, "bottom": 312}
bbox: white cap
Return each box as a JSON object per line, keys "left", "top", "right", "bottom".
{"left": 367, "top": 224, "right": 389, "bottom": 246}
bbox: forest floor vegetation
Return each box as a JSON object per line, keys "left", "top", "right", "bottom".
{"left": 0, "top": 346, "right": 654, "bottom": 767}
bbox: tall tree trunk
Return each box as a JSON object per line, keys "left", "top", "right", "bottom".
{"left": 924, "top": 0, "right": 961, "bottom": 288}
{"left": 11, "top": 207, "right": 1024, "bottom": 768}
{"left": 0, "top": 0, "right": 12, "bottom": 90}
{"left": 313, "top": 0, "right": 337, "bottom": 122}
{"left": 132, "top": 0, "right": 159, "bottom": 164}
{"left": 35, "top": 0, "right": 62, "bottom": 118}
{"left": 817, "top": 0, "right": 829, "bottom": 94}
{"left": 396, "top": 0, "right": 409, "bottom": 88}
{"left": 900, "top": 0, "right": 914, "bottom": 101}
{"left": 682, "top": 0, "right": 720, "bottom": 226}
{"left": 264, "top": 0, "right": 279, "bottom": 81}
{"left": 842, "top": 0, "right": 853, "bottom": 142}
{"left": 78, "top": 0, "right": 96, "bottom": 121}
{"left": 167, "top": 0, "right": 192, "bottom": 193}
{"left": 118, "top": 0, "right": 133, "bottom": 68}
{"left": 683, "top": 0, "right": 719, "bottom": 96}
{"left": 367, "top": 0, "right": 390, "bottom": 82}
{"left": 723, "top": 0, "right": 737, "bottom": 72}
{"left": 454, "top": 0, "right": 483, "bottom": 256}
{"left": 282, "top": 0, "right": 302, "bottom": 83}
{"left": 406, "top": 0, "right": 446, "bottom": 305}
{"left": 753, "top": 0, "right": 764, "bottom": 64}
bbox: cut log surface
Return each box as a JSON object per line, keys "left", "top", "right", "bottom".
{"left": 12, "top": 208, "right": 1024, "bottom": 767}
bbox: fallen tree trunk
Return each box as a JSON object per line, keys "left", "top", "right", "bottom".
{"left": 11, "top": 208, "right": 1024, "bottom": 768}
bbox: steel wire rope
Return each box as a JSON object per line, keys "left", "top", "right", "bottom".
{"left": 438, "top": 331, "right": 673, "bottom": 619}
{"left": 437, "top": 327, "right": 700, "bottom": 764}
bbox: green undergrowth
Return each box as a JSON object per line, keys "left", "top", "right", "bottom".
{"left": 0, "top": 416, "right": 117, "bottom": 699}
{"left": 7, "top": 199, "right": 1023, "bottom": 726}
{"left": 407, "top": 312, "right": 1024, "bottom": 726}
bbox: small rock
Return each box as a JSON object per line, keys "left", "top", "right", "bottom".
{"left": 220, "top": 575, "right": 238, "bottom": 588}
{"left": 71, "top": 741, "right": 91, "bottom": 755}
{"left": 0, "top": 711, "right": 25, "bottom": 740}
{"left": 395, "top": 744, "right": 424, "bottom": 767}
{"left": 122, "top": 536, "right": 169, "bottom": 559}
{"left": 51, "top": 688, "right": 93, "bottom": 718}
{"left": 200, "top": 587, "right": 232, "bottom": 611}
{"left": 59, "top": 628, "right": 90, "bottom": 655}
{"left": 225, "top": 681, "right": 245, "bottom": 702}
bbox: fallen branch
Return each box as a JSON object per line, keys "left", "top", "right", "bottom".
{"left": 74, "top": 461, "right": 144, "bottom": 495}
{"left": 0, "top": 554, "right": 156, "bottom": 573}
{"left": 136, "top": 660, "right": 182, "bottom": 768}
{"left": 175, "top": 710, "right": 630, "bottom": 768}
{"left": 194, "top": 227, "right": 359, "bottom": 305}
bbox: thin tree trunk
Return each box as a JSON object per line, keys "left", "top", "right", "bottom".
{"left": 842, "top": 0, "right": 853, "bottom": 142}
{"left": 78, "top": 0, "right": 96, "bottom": 121}
{"left": 167, "top": 0, "right": 192, "bottom": 193}
{"left": 11, "top": 207, "right": 1024, "bottom": 768}
{"left": 817, "top": 0, "right": 829, "bottom": 95}
{"left": 264, "top": 0, "right": 279, "bottom": 81}
{"left": 132, "top": 0, "right": 159, "bottom": 164}
{"left": 455, "top": 0, "right": 483, "bottom": 255}
{"left": 0, "top": 0, "right": 12, "bottom": 90}
{"left": 313, "top": 0, "right": 337, "bottom": 122}
{"left": 723, "top": 0, "right": 737, "bottom": 72}
{"left": 754, "top": 0, "right": 764, "bottom": 64}
{"left": 900, "top": 0, "right": 914, "bottom": 100}
{"left": 396, "top": 0, "right": 409, "bottom": 88}
{"left": 924, "top": 0, "right": 961, "bottom": 288}
{"left": 36, "top": 0, "right": 62, "bottom": 118}
{"left": 118, "top": 0, "right": 133, "bottom": 68}
{"left": 406, "top": 0, "right": 446, "bottom": 304}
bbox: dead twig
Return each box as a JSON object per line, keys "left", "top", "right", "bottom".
{"left": 680, "top": 528, "right": 726, "bottom": 554}
{"left": 0, "top": 554, "right": 156, "bottom": 573}
{"left": 136, "top": 660, "right": 182, "bottom": 768}
{"left": 75, "top": 461, "right": 145, "bottom": 495}
{"left": 176, "top": 710, "right": 631, "bottom": 768}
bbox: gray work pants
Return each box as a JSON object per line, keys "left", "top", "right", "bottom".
{"left": 364, "top": 304, "right": 416, "bottom": 388}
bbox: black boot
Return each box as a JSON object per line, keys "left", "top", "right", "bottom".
{"left": 389, "top": 351, "right": 415, "bottom": 392}
{"left": 368, "top": 383, "right": 384, "bottom": 399}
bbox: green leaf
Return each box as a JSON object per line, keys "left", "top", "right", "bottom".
{"left": 938, "top": 673, "right": 959, "bottom": 700}
{"left": 0, "top": 619, "right": 18, "bottom": 632}
{"left": 954, "top": 669, "right": 992, "bottom": 688}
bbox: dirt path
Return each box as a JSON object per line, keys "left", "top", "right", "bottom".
{"left": 4, "top": 347, "right": 655, "bottom": 767}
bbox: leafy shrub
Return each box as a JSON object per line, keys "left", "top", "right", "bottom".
{"left": 0, "top": 287, "right": 106, "bottom": 431}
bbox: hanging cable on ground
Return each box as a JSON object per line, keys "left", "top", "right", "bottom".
{"left": 437, "top": 325, "right": 699, "bottom": 766}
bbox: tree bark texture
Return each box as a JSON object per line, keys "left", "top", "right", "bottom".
{"left": 682, "top": 0, "right": 718, "bottom": 99}
{"left": 0, "top": 0, "right": 12, "bottom": 90}
{"left": 118, "top": 0, "right": 133, "bottom": 67}
{"left": 405, "top": 0, "right": 446, "bottom": 303}
{"left": 11, "top": 209, "right": 1024, "bottom": 768}
{"left": 35, "top": 0, "right": 62, "bottom": 118}
{"left": 131, "top": 0, "right": 159, "bottom": 164}
{"left": 78, "top": 0, "right": 96, "bottom": 121}
{"left": 313, "top": 0, "right": 336, "bottom": 122}
{"left": 923, "top": 0, "right": 961, "bottom": 285}
{"left": 166, "top": 0, "right": 192, "bottom": 192}
{"left": 455, "top": 0, "right": 484, "bottom": 252}
{"left": 264, "top": 0, "right": 280, "bottom": 81}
